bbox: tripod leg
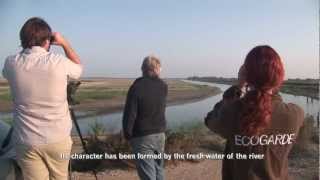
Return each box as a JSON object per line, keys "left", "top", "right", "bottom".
{"left": 69, "top": 108, "right": 98, "bottom": 180}
{"left": 70, "top": 108, "right": 88, "bottom": 153}
{"left": 69, "top": 160, "right": 72, "bottom": 180}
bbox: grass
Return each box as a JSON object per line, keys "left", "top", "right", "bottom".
{"left": 75, "top": 89, "right": 127, "bottom": 101}
{"left": 75, "top": 81, "right": 216, "bottom": 102}
{"left": 281, "top": 83, "right": 319, "bottom": 99}
{"left": 71, "top": 121, "right": 225, "bottom": 172}
{"left": 89, "top": 119, "right": 106, "bottom": 140}
{"left": 0, "top": 79, "right": 216, "bottom": 104}
{"left": 0, "top": 89, "right": 12, "bottom": 101}
{"left": 167, "top": 81, "right": 208, "bottom": 91}
{"left": 0, "top": 88, "right": 128, "bottom": 102}
{"left": 289, "top": 116, "right": 319, "bottom": 180}
{"left": 188, "top": 76, "right": 319, "bottom": 99}
{"left": 290, "top": 115, "right": 319, "bottom": 154}
{"left": 71, "top": 132, "right": 134, "bottom": 171}
{"left": 1, "top": 116, "right": 13, "bottom": 125}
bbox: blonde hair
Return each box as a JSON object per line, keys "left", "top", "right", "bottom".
{"left": 141, "top": 55, "right": 161, "bottom": 77}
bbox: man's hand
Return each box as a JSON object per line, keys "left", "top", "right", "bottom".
{"left": 51, "top": 32, "right": 69, "bottom": 47}
{"left": 51, "top": 32, "right": 81, "bottom": 64}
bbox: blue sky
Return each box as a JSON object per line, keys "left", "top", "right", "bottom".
{"left": 0, "top": 0, "right": 318, "bottom": 78}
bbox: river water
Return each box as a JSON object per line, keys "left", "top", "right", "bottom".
{"left": 75, "top": 80, "right": 319, "bottom": 135}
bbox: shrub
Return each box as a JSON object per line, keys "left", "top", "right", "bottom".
{"left": 89, "top": 119, "right": 106, "bottom": 140}
{"left": 291, "top": 115, "right": 318, "bottom": 155}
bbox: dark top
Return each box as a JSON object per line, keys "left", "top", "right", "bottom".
{"left": 205, "top": 86, "right": 304, "bottom": 180}
{"left": 122, "top": 76, "right": 168, "bottom": 140}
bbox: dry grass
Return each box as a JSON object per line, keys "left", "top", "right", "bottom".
{"left": 71, "top": 133, "right": 134, "bottom": 172}
{"left": 289, "top": 116, "right": 319, "bottom": 180}
{"left": 71, "top": 121, "right": 225, "bottom": 172}
{"left": 291, "top": 116, "right": 319, "bottom": 153}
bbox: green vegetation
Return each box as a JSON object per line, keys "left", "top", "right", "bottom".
{"left": 89, "top": 119, "right": 107, "bottom": 139}
{"left": 281, "top": 81, "right": 318, "bottom": 99}
{"left": 75, "top": 89, "right": 127, "bottom": 101}
{"left": 167, "top": 80, "right": 212, "bottom": 91}
{"left": 1, "top": 86, "right": 127, "bottom": 103}
{"left": 188, "top": 76, "right": 319, "bottom": 99}
{"left": 1, "top": 116, "right": 13, "bottom": 125}
{"left": 0, "top": 79, "right": 215, "bottom": 104}
{"left": 0, "top": 89, "right": 12, "bottom": 101}
{"left": 171, "top": 120, "right": 205, "bottom": 133}
{"left": 188, "top": 76, "right": 235, "bottom": 85}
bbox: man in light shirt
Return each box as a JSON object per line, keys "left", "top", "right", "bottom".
{"left": 2, "top": 17, "right": 82, "bottom": 180}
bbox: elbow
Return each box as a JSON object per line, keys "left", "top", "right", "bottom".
{"left": 205, "top": 118, "right": 227, "bottom": 138}
{"left": 75, "top": 58, "right": 82, "bottom": 65}
{"left": 204, "top": 117, "right": 215, "bottom": 132}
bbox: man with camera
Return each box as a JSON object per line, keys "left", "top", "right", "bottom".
{"left": 2, "top": 17, "right": 82, "bottom": 180}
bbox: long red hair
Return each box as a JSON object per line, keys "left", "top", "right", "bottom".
{"left": 240, "top": 45, "right": 285, "bottom": 136}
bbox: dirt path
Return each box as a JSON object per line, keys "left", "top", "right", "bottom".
{"left": 72, "top": 160, "right": 222, "bottom": 180}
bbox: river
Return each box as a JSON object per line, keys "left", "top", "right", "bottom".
{"left": 75, "top": 80, "right": 319, "bottom": 135}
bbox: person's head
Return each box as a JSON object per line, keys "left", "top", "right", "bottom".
{"left": 141, "top": 55, "right": 162, "bottom": 78}
{"left": 240, "top": 45, "right": 285, "bottom": 136}
{"left": 20, "top": 17, "right": 52, "bottom": 50}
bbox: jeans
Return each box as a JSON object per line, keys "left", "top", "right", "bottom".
{"left": 130, "top": 133, "right": 165, "bottom": 180}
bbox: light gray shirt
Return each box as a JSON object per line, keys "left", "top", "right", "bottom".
{"left": 2, "top": 46, "right": 83, "bottom": 146}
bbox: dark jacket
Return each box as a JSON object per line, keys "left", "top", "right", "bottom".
{"left": 205, "top": 86, "right": 304, "bottom": 180}
{"left": 122, "top": 76, "right": 168, "bottom": 140}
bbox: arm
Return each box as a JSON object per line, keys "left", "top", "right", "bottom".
{"left": 52, "top": 32, "right": 82, "bottom": 79}
{"left": 205, "top": 100, "right": 230, "bottom": 138}
{"left": 61, "top": 42, "right": 81, "bottom": 64}
{"left": 2, "top": 58, "right": 8, "bottom": 79}
{"left": 122, "top": 85, "right": 138, "bottom": 140}
{"left": 206, "top": 65, "right": 246, "bottom": 137}
{"left": 205, "top": 86, "right": 241, "bottom": 138}
{"left": 51, "top": 32, "right": 81, "bottom": 64}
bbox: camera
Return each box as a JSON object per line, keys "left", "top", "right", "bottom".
{"left": 223, "top": 85, "right": 242, "bottom": 100}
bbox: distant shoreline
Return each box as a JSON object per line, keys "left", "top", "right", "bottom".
{"left": 75, "top": 87, "right": 221, "bottom": 119}
{"left": 0, "top": 79, "right": 222, "bottom": 118}
{"left": 187, "top": 77, "right": 319, "bottom": 99}
{"left": 73, "top": 80, "right": 221, "bottom": 119}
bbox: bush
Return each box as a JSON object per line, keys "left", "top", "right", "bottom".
{"left": 291, "top": 116, "right": 318, "bottom": 154}
{"left": 72, "top": 122, "right": 218, "bottom": 171}
{"left": 71, "top": 132, "right": 134, "bottom": 172}
{"left": 89, "top": 119, "right": 106, "bottom": 140}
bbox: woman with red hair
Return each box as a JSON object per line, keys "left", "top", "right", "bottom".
{"left": 205, "top": 45, "right": 304, "bottom": 180}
